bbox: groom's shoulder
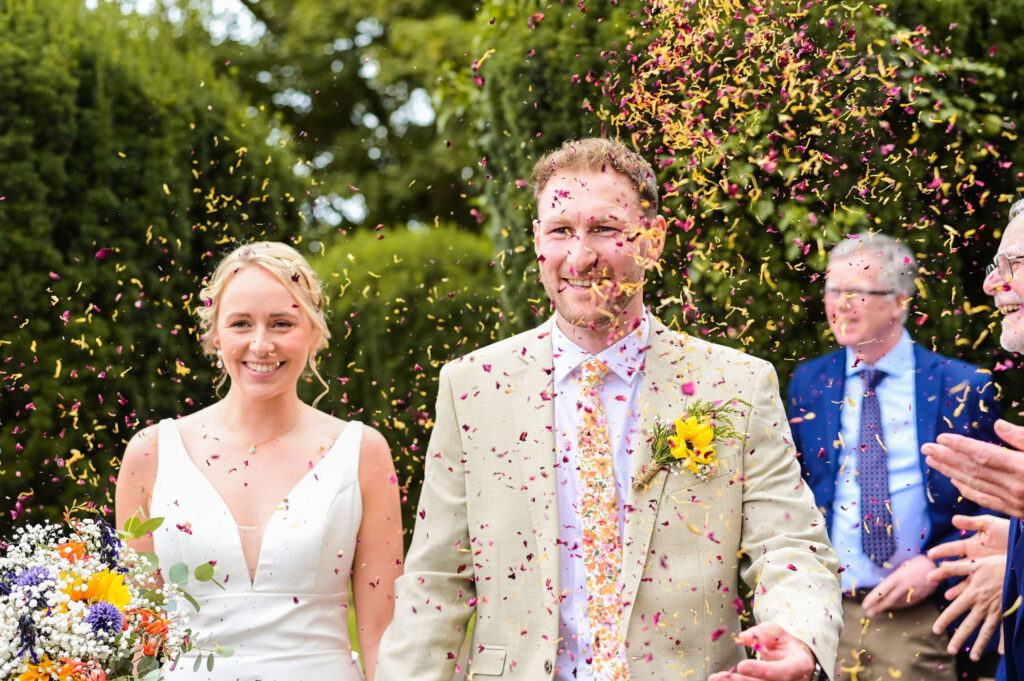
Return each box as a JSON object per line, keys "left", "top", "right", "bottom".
{"left": 439, "top": 322, "right": 551, "bottom": 378}
{"left": 649, "top": 318, "right": 774, "bottom": 375}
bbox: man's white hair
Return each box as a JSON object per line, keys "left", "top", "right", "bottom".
{"left": 1010, "top": 198, "right": 1024, "bottom": 220}
{"left": 828, "top": 232, "right": 917, "bottom": 298}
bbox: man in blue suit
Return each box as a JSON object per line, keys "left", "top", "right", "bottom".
{"left": 788, "top": 232, "right": 1001, "bottom": 681}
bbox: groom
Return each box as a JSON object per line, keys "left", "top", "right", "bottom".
{"left": 377, "top": 138, "right": 841, "bottom": 681}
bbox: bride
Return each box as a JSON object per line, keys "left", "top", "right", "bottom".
{"left": 115, "top": 241, "right": 402, "bottom": 680}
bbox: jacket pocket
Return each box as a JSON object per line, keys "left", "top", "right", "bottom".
{"left": 470, "top": 645, "right": 507, "bottom": 676}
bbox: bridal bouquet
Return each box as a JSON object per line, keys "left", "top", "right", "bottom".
{"left": 0, "top": 512, "right": 196, "bottom": 681}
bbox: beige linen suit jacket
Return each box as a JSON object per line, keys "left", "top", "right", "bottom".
{"left": 378, "top": 317, "right": 841, "bottom": 680}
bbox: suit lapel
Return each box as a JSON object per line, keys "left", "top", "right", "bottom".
{"left": 913, "top": 344, "right": 940, "bottom": 449}
{"left": 821, "top": 352, "right": 845, "bottom": 471}
{"left": 511, "top": 321, "right": 561, "bottom": 590}
{"left": 621, "top": 318, "right": 680, "bottom": 625}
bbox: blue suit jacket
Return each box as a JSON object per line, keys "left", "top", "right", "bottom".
{"left": 788, "top": 343, "right": 1000, "bottom": 553}
{"left": 787, "top": 343, "right": 1001, "bottom": 640}
{"left": 1002, "top": 521, "right": 1024, "bottom": 680}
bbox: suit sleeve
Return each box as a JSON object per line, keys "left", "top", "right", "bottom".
{"left": 376, "top": 363, "right": 474, "bottom": 681}
{"left": 969, "top": 369, "right": 1002, "bottom": 445}
{"left": 738, "top": 361, "right": 842, "bottom": 673}
{"left": 785, "top": 367, "right": 809, "bottom": 473}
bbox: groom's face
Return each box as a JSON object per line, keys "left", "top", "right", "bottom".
{"left": 534, "top": 168, "right": 664, "bottom": 332}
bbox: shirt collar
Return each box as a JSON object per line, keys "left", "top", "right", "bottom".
{"left": 844, "top": 328, "right": 914, "bottom": 380}
{"left": 552, "top": 311, "right": 649, "bottom": 385}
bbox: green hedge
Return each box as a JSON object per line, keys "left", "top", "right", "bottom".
{"left": 313, "top": 224, "right": 502, "bottom": 532}
{"left": 0, "top": 0, "right": 306, "bottom": 530}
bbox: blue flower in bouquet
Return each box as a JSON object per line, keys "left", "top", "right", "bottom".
{"left": 0, "top": 514, "right": 209, "bottom": 681}
{"left": 14, "top": 566, "right": 51, "bottom": 587}
{"left": 86, "top": 601, "right": 125, "bottom": 637}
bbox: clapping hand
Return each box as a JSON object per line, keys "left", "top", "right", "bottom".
{"left": 925, "top": 515, "right": 1011, "bottom": 659}
{"left": 928, "top": 514, "right": 1009, "bottom": 561}
{"left": 707, "top": 622, "right": 817, "bottom": 681}
{"left": 923, "top": 420, "right": 1024, "bottom": 518}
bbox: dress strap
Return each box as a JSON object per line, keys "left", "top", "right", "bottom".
{"left": 155, "top": 418, "right": 195, "bottom": 488}
{"left": 312, "top": 420, "right": 363, "bottom": 492}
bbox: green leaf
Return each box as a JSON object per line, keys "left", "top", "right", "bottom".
{"left": 194, "top": 562, "right": 215, "bottom": 582}
{"left": 119, "top": 515, "right": 163, "bottom": 540}
{"left": 181, "top": 590, "right": 201, "bottom": 613}
{"left": 193, "top": 655, "right": 202, "bottom": 673}
{"left": 138, "top": 552, "right": 160, "bottom": 575}
{"left": 218, "top": 645, "right": 234, "bottom": 658}
{"left": 123, "top": 516, "right": 140, "bottom": 537}
{"left": 141, "top": 669, "right": 161, "bottom": 681}
{"left": 134, "top": 516, "right": 164, "bottom": 537}
{"left": 140, "top": 588, "right": 166, "bottom": 606}
{"left": 137, "top": 655, "right": 160, "bottom": 676}
{"left": 168, "top": 562, "right": 188, "bottom": 586}
{"left": 207, "top": 653, "right": 215, "bottom": 672}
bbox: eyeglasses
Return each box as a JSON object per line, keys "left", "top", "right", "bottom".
{"left": 986, "top": 253, "right": 1024, "bottom": 283}
{"left": 823, "top": 287, "right": 895, "bottom": 302}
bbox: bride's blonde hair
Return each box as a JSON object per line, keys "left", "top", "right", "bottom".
{"left": 197, "top": 241, "right": 331, "bottom": 405}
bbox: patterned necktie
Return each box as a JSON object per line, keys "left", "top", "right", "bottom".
{"left": 859, "top": 367, "right": 896, "bottom": 567}
{"left": 577, "top": 358, "right": 629, "bottom": 681}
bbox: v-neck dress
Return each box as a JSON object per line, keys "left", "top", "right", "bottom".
{"left": 150, "top": 418, "right": 364, "bottom": 680}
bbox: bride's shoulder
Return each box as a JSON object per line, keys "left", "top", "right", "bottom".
{"left": 124, "top": 422, "right": 160, "bottom": 459}
{"left": 119, "top": 422, "right": 162, "bottom": 492}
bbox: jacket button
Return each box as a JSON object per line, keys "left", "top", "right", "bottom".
{"left": 544, "top": 660, "right": 553, "bottom": 674}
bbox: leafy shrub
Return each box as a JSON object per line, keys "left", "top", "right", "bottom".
{"left": 314, "top": 224, "right": 502, "bottom": 532}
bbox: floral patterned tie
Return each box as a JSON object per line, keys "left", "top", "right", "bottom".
{"left": 859, "top": 367, "right": 896, "bottom": 567}
{"left": 577, "top": 358, "right": 629, "bottom": 681}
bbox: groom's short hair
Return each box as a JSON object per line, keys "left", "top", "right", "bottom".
{"left": 530, "top": 137, "right": 660, "bottom": 219}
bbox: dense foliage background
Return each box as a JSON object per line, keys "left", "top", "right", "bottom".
{"left": 3, "top": 0, "right": 1024, "bottom": 534}
{"left": 0, "top": 0, "right": 307, "bottom": 531}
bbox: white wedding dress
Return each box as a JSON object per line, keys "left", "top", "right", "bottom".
{"left": 150, "top": 418, "right": 364, "bottom": 681}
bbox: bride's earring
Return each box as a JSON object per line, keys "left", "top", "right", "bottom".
{"left": 216, "top": 350, "right": 224, "bottom": 369}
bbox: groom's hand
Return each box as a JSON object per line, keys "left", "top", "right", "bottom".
{"left": 707, "top": 621, "right": 817, "bottom": 681}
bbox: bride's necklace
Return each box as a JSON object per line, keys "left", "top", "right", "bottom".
{"left": 218, "top": 404, "right": 304, "bottom": 455}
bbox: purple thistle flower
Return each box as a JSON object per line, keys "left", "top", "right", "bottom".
{"left": 14, "top": 566, "right": 51, "bottom": 588}
{"left": 85, "top": 601, "right": 124, "bottom": 637}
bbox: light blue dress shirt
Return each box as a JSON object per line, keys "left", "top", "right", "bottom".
{"left": 832, "top": 330, "right": 931, "bottom": 592}
{"left": 550, "top": 314, "right": 648, "bottom": 681}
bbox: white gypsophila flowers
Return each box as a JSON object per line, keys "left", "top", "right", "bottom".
{"left": 0, "top": 516, "right": 194, "bottom": 681}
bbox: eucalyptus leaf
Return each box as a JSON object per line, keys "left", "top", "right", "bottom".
{"left": 168, "top": 562, "right": 188, "bottom": 586}
{"left": 194, "top": 562, "right": 215, "bottom": 582}
{"left": 141, "top": 669, "right": 162, "bottom": 681}
{"left": 137, "top": 655, "right": 159, "bottom": 675}
{"left": 207, "top": 653, "right": 215, "bottom": 672}
{"left": 193, "top": 655, "right": 202, "bottom": 673}
{"left": 138, "top": 552, "right": 160, "bottom": 575}
{"left": 218, "top": 645, "right": 234, "bottom": 658}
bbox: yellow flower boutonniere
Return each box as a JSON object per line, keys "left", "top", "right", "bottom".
{"left": 634, "top": 398, "right": 749, "bottom": 488}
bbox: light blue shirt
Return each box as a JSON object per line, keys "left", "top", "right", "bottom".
{"left": 551, "top": 313, "right": 648, "bottom": 681}
{"left": 832, "top": 331, "right": 930, "bottom": 592}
